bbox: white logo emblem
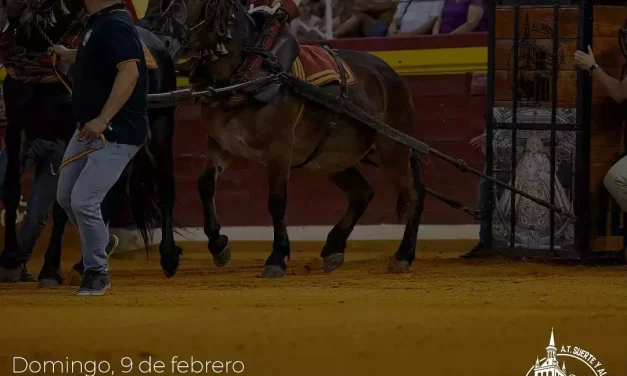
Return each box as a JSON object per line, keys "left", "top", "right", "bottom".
{"left": 526, "top": 328, "right": 608, "bottom": 376}
{"left": 82, "top": 29, "right": 92, "bottom": 46}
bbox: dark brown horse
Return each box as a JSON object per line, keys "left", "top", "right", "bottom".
{"left": 177, "top": 0, "right": 425, "bottom": 278}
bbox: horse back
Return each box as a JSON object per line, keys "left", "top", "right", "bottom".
{"left": 333, "top": 50, "right": 416, "bottom": 136}
{"left": 136, "top": 26, "right": 177, "bottom": 95}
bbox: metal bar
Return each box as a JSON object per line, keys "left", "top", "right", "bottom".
{"left": 486, "top": 0, "right": 497, "bottom": 249}
{"left": 497, "top": 0, "right": 573, "bottom": 4}
{"left": 510, "top": 1, "right": 520, "bottom": 249}
{"left": 146, "top": 74, "right": 286, "bottom": 108}
{"left": 550, "top": 1, "right": 559, "bottom": 254}
{"left": 324, "top": 0, "right": 333, "bottom": 39}
{"left": 494, "top": 122, "right": 579, "bottom": 130}
{"left": 576, "top": 0, "right": 593, "bottom": 259}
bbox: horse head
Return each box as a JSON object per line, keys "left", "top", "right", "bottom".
{"left": 137, "top": 0, "right": 189, "bottom": 61}
{"left": 181, "top": 0, "right": 257, "bottom": 86}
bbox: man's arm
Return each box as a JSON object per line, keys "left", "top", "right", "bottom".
{"left": 593, "top": 68, "right": 627, "bottom": 102}
{"left": 432, "top": 16, "right": 441, "bottom": 34}
{"left": 99, "top": 62, "right": 140, "bottom": 124}
{"left": 450, "top": 3, "right": 484, "bottom": 34}
{"left": 574, "top": 46, "right": 627, "bottom": 103}
{"left": 98, "top": 21, "right": 143, "bottom": 123}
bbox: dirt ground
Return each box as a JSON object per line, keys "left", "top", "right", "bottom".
{"left": 0, "top": 243, "right": 626, "bottom": 376}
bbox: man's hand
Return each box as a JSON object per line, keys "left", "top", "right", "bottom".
{"left": 574, "top": 45, "right": 597, "bottom": 71}
{"left": 470, "top": 133, "right": 487, "bottom": 155}
{"left": 50, "top": 45, "right": 76, "bottom": 63}
{"left": 77, "top": 118, "right": 108, "bottom": 141}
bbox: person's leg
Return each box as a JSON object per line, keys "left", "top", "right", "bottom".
{"left": 462, "top": 166, "right": 493, "bottom": 258}
{"left": 56, "top": 131, "right": 90, "bottom": 230}
{"left": 0, "top": 144, "right": 32, "bottom": 282}
{"left": 15, "top": 140, "right": 65, "bottom": 266}
{"left": 604, "top": 155, "right": 627, "bottom": 212}
{"left": 478, "top": 174, "right": 491, "bottom": 245}
{"left": 71, "top": 141, "right": 139, "bottom": 296}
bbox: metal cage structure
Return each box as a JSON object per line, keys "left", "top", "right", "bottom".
{"left": 486, "top": 0, "right": 625, "bottom": 261}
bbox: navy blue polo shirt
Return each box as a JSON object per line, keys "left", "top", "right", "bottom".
{"left": 73, "top": 3, "right": 149, "bottom": 146}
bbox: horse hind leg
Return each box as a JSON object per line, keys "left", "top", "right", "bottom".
{"left": 378, "top": 149, "right": 425, "bottom": 273}
{"left": 259, "top": 160, "right": 292, "bottom": 278}
{"left": 322, "top": 167, "right": 374, "bottom": 273}
{"left": 197, "top": 140, "right": 231, "bottom": 267}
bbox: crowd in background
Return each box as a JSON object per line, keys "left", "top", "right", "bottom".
{"left": 290, "top": 0, "right": 487, "bottom": 42}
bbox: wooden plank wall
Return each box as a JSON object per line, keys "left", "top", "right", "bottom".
{"left": 589, "top": 5, "right": 627, "bottom": 252}
{"left": 494, "top": 6, "right": 579, "bottom": 109}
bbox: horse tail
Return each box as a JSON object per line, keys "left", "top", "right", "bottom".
{"left": 127, "top": 145, "right": 162, "bottom": 252}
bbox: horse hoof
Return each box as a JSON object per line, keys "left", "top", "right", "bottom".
{"left": 323, "top": 253, "right": 345, "bottom": 273}
{"left": 161, "top": 260, "right": 179, "bottom": 278}
{"left": 388, "top": 260, "right": 410, "bottom": 274}
{"left": 212, "top": 244, "right": 231, "bottom": 268}
{"left": 38, "top": 278, "right": 61, "bottom": 289}
{"left": 258, "top": 265, "right": 285, "bottom": 278}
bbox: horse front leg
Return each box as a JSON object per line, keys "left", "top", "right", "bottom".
{"left": 197, "top": 139, "right": 231, "bottom": 267}
{"left": 259, "top": 158, "right": 291, "bottom": 278}
{"left": 149, "top": 109, "right": 181, "bottom": 276}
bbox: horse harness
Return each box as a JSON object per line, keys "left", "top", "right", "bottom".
{"left": 193, "top": 5, "right": 350, "bottom": 170}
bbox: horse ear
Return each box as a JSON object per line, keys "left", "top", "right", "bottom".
{"left": 166, "top": 0, "right": 188, "bottom": 25}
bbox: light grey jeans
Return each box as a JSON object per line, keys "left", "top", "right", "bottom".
{"left": 56, "top": 130, "right": 139, "bottom": 274}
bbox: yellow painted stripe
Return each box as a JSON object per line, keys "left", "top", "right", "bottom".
{"left": 174, "top": 47, "right": 488, "bottom": 86}
{"left": 0, "top": 46, "right": 488, "bottom": 86}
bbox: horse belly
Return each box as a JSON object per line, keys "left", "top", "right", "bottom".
{"left": 210, "top": 124, "right": 269, "bottom": 163}
{"left": 294, "top": 117, "right": 374, "bottom": 173}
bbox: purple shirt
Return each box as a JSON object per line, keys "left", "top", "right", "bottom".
{"left": 439, "top": 0, "right": 487, "bottom": 34}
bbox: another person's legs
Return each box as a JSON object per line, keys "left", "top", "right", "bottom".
{"left": 0, "top": 144, "right": 36, "bottom": 282}
{"left": 15, "top": 140, "right": 65, "bottom": 268}
{"left": 462, "top": 167, "right": 493, "bottom": 258}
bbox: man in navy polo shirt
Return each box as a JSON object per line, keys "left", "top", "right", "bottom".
{"left": 52, "top": 0, "right": 148, "bottom": 296}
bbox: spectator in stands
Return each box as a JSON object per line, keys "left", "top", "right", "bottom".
{"left": 290, "top": 0, "right": 324, "bottom": 41}
{"left": 387, "top": 0, "right": 444, "bottom": 37}
{"left": 433, "top": 0, "right": 486, "bottom": 35}
{"left": 319, "top": 0, "right": 350, "bottom": 36}
{"left": 333, "top": 0, "right": 397, "bottom": 38}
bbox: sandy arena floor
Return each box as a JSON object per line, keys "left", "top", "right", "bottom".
{"left": 0, "top": 243, "right": 626, "bottom": 376}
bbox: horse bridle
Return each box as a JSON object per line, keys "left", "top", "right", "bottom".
{"left": 186, "top": 0, "right": 254, "bottom": 49}
{"left": 8, "top": 0, "right": 86, "bottom": 49}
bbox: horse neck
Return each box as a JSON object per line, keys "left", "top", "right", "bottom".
{"left": 207, "top": 14, "right": 259, "bottom": 84}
